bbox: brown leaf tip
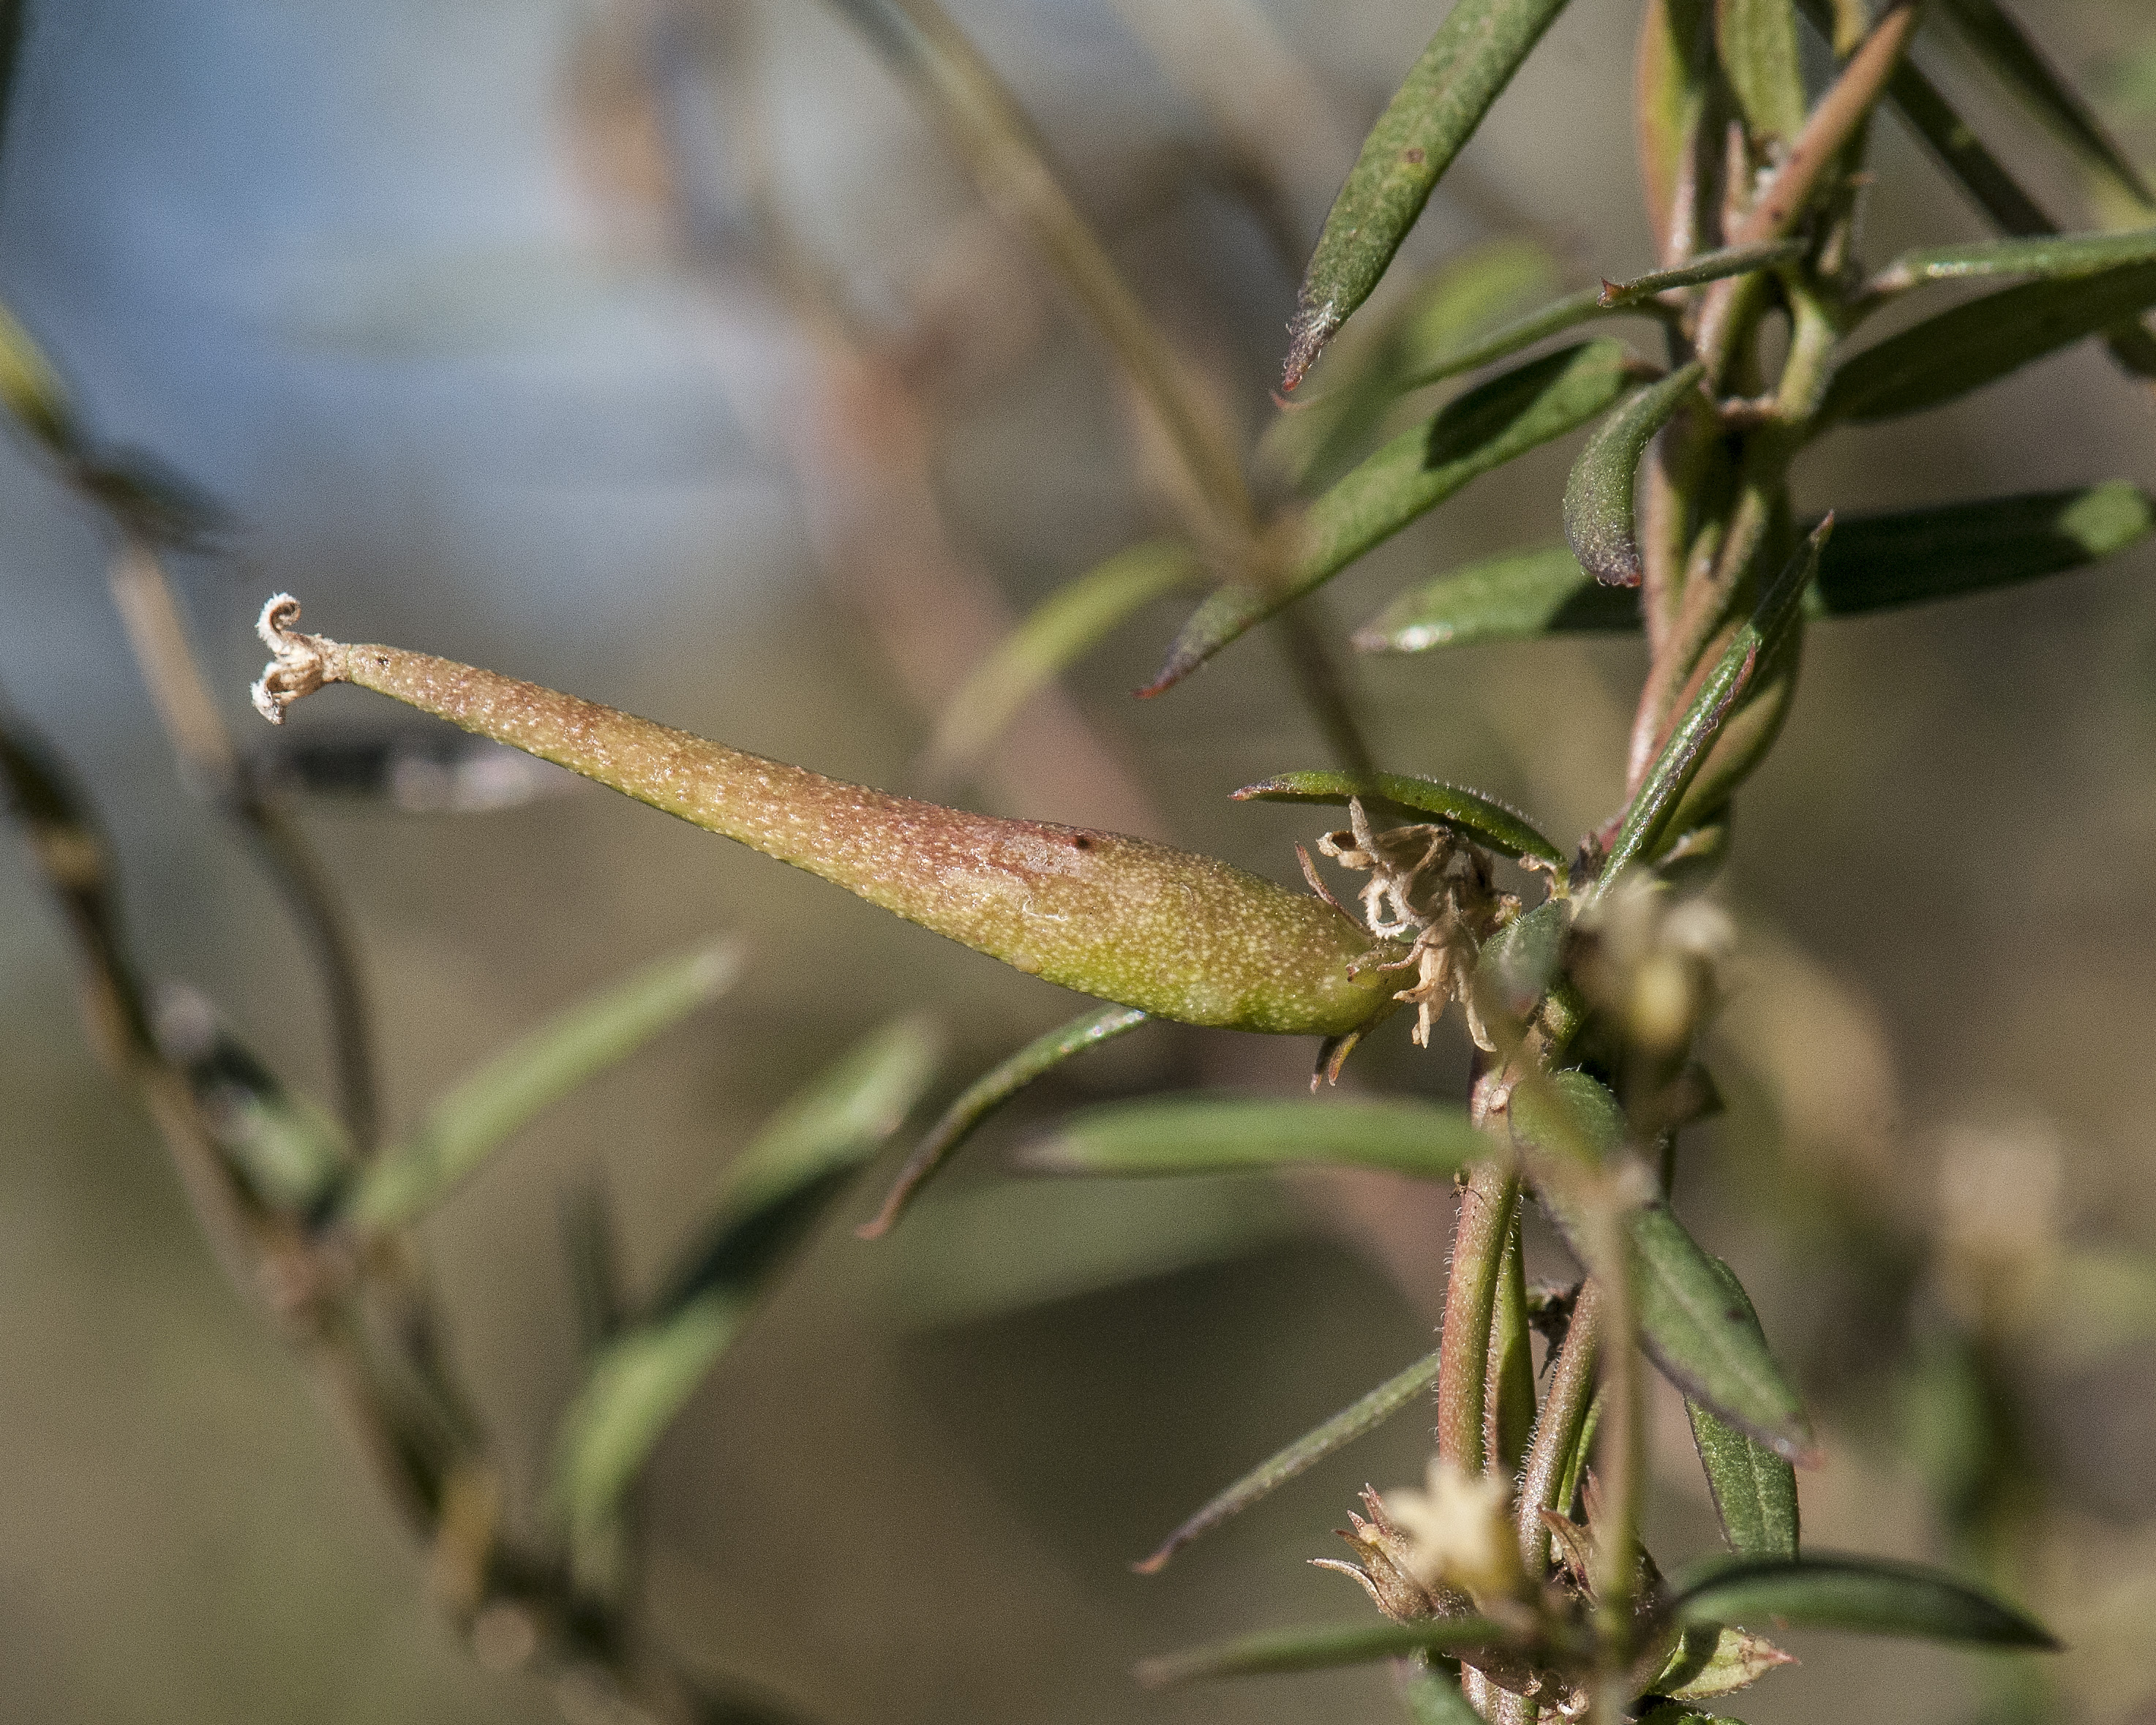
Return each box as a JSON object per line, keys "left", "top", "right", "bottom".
{"left": 1281, "top": 300, "right": 1340, "bottom": 394}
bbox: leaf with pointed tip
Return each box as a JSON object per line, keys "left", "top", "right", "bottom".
{"left": 352, "top": 939, "right": 743, "bottom": 1232}
{"left": 1511, "top": 1075, "right": 1814, "bottom": 1458}
{"left": 923, "top": 543, "right": 1198, "bottom": 784}
{"left": 1564, "top": 360, "right": 1705, "bottom": 587}
{"left": 1358, "top": 485, "right": 2153, "bottom": 650}
{"left": 1283, "top": 0, "right": 1574, "bottom": 387}
{"left": 1232, "top": 770, "right": 1563, "bottom": 865}
{"left": 1022, "top": 1094, "right": 1486, "bottom": 1181}
{"left": 1599, "top": 524, "right": 1825, "bottom": 884}
{"left": 1137, "top": 1617, "right": 1521, "bottom": 1687}
{"left": 1718, "top": 0, "right": 1808, "bottom": 142}
{"left": 1669, "top": 1553, "right": 2060, "bottom": 1648}
{"left": 1934, "top": 0, "right": 2154, "bottom": 214}
{"left": 1868, "top": 226, "right": 2156, "bottom": 295}
{"left": 1651, "top": 1623, "right": 1796, "bottom": 1701}
{"left": 548, "top": 1018, "right": 939, "bottom": 1555}
{"left": 1600, "top": 241, "right": 1810, "bottom": 307}
{"left": 1822, "top": 259, "right": 2156, "bottom": 424}
{"left": 1150, "top": 342, "right": 1639, "bottom": 691}
{"left": 1135, "top": 1347, "right": 1443, "bottom": 1573}
{"left": 1688, "top": 1260, "right": 1800, "bottom": 1558}
{"left": 858, "top": 1003, "right": 1149, "bottom": 1239}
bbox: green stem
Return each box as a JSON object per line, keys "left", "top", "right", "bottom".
{"left": 1486, "top": 1209, "right": 1535, "bottom": 1478}
{"left": 1585, "top": 1200, "right": 1642, "bottom": 1725}
{"left": 1437, "top": 1159, "right": 1520, "bottom": 1474}
{"left": 1516, "top": 1279, "right": 1601, "bottom": 1569}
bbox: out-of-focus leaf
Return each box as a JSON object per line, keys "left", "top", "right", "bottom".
{"left": 858, "top": 1003, "right": 1149, "bottom": 1239}
{"left": 1356, "top": 546, "right": 1635, "bottom": 650}
{"left": 1688, "top": 1259, "right": 1800, "bottom": 1557}
{"left": 871, "top": 1172, "right": 1300, "bottom": 1329}
{"left": 1718, "top": 0, "right": 1809, "bottom": 142}
{"left": 1135, "top": 1346, "right": 1443, "bottom": 1573}
{"left": 1144, "top": 341, "right": 1639, "bottom": 691}
{"left": 1475, "top": 897, "right": 1575, "bottom": 1029}
{"left": 1283, "top": 0, "right": 1574, "bottom": 386}
{"left": 922, "top": 544, "right": 1198, "bottom": 782}
{"left": 248, "top": 728, "right": 581, "bottom": 813}
{"left": 1867, "top": 226, "right": 2156, "bottom": 295}
{"left": 0, "top": 300, "right": 75, "bottom": 454}
{"left": 75, "top": 448, "right": 228, "bottom": 552}
{"left": 1934, "top": 0, "right": 2154, "bottom": 214}
{"left": 1359, "top": 485, "right": 2153, "bottom": 650}
{"left": 1267, "top": 240, "right": 1559, "bottom": 488}
{"left": 549, "top": 1018, "right": 939, "bottom": 1553}
{"left": 0, "top": 0, "right": 26, "bottom": 162}
{"left": 1564, "top": 359, "right": 1705, "bottom": 587}
{"left": 1668, "top": 1553, "right": 2061, "bottom": 1647}
{"left": 1232, "top": 770, "right": 1563, "bottom": 865}
{"left": 658, "top": 1015, "right": 942, "bottom": 1309}
{"left": 353, "top": 939, "right": 744, "bottom": 1232}
{"left": 1021, "top": 1094, "right": 1485, "bottom": 1181}
{"left": 1822, "top": 259, "right": 2156, "bottom": 423}
{"left": 1393, "top": 287, "right": 1607, "bottom": 392}
{"left": 2048, "top": 1246, "right": 2156, "bottom": 1363}
{"left": 1651, "top": 1623, "right": 1796, "bottom": 1701}
{"left": 1398, "top": 1660, "right": 1486, "bottom": 1725}
{"left": 1637, "top": 1, "right": 1713, "bottom": 255}
{"left": 1512, "top": 1073, "right": 1814, "bottom": 1458}
{"left": 1599, "top": 525, "right": 1824, "bottom": 883}
{"left": 1137, "top": 1617, "right": 1520, "bottom": 1687}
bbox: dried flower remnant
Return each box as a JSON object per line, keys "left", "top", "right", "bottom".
{"left": 1317, "top": 798, "right": 1521, "bottom": 1048}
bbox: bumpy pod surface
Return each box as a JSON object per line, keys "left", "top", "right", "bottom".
{"left": 253, "top": 601, "right": 1392, "bottom": 1037}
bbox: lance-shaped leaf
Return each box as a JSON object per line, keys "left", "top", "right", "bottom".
{"left": 1137, "top": 1617, "right": 1522, "bottom": 1687}
{"left": 1822, "top": 258, "right": 2156, "bottom": 424}
{"left": 1718, "top": 0, "right": 1808, "bottom": 142}
{"left": 1233, "top": 770, "right": 1563, "bottom": 865}
{"left": 1668, "top": 1552, "right": 2061, "bottom": 1648}
{"left": 1934, "top": 0, "right": 2154, "bottom": 214}
{"left": 549, "top": 1018, "right": 939, "bottom": 1551}
{"left": 1511, "top": 1073, "right": 1814, "bottom": 1458}
{"left": 252, "top": 598, "right": 1397, "bottom": 1038}
{"left": 1283, "top": 0, "right": 1574, "bottom": 388}
{"left": 1146, "top": 341, "right": 1639, "bottom": 691}
{"left": 921, "top": 542, "right": 1198, "bottom": 784}
{"left": 1650, "top": 1623, "right": 1796, "bottom": 1702}
{"left": 858, "top": 1002, "right": 1149, "bottom": 1239}
{"left": 1360, "top": 485, "right": 2153, "bottom": 650}
{"left": 351, "top": 939, "right": 744, "bottom": 1232}
{"left": 1866, "top": 226, "right": 2156, "bottom": 296}
{"left": 1599, "top": 525, "right": 1825, "bottom": 886}
{"left": 1688, "top": 1259, "right": 1800, "bottom": 1558}
{"left": 1021, "top": 1093, "right": 1486, "bottom": 1181}
{"left": 1599, "top": 241, "right": 1810, "bottom": 307}
{"left": 1564, "top": 360, "right": 1705, "bottom": 587}
{"left": 1135, "top": 1347, "right": 1443, "bottom": 1574}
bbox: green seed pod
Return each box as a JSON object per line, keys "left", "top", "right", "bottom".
{"left": 252, "top": 598, "right": 1392, "bottom": 1037}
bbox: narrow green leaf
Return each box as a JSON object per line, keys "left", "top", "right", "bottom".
{"left": 161, "top": 999, "right": 352, "bottom": 1216}
{"left": 0, "top": 301, "right": 76, "bottom": 455}
{"left": 1822, "top": 258, "right": 2156, "bottom": 424}
{"left": 1356, "top": 546, "right": 1635, "bottom": 650}
{"left": 1022, "top": 1094, "right": 1486, "bottom": 1181}
{"left": 1599, "top": 524, "right": 1825, "bottom": 884}
{"left": 1137, "top": 1617, "right": 1520, "bottom": 1687}
{"left": 1868, "top": 225, "right": 2156, "bottom": 294}
{"left": 1563, "top": 359, "right": 1705, "bottom": 587}
{"left": 547, "top": 1018, "right": 939, "bottom": 1553}
{"left": 352, "top": 939, "right": 743, "bottom": 1232}
{"left": 1146, "top": 342, "right": 1639, "bottom": 691}
{"left": 1718, "top": 0, "right": 1809, "bottom": 142}
{"left": 1651, "top": 1623, "right": 1795, "bottom": 1701}
{"left": 1394, "top": 286, "right": 1607, "bottom": 392}
{"left": 1284, "top": 0, "right": 1574, "bottom": 386}
{"left": 1935, "top": 0, "right": 2155, "bottom": 214}
{"left": 1637, "top": 0, "right": 1714, "bottom": 255}
{"left": 1599, "top": 240, "right": 1810, "bottom": 306}
{"left": 1813, "top": 483, "right": 2154, "bottom": 611}
{"left": 923, "top": 543, "right": 1198, "bottom": 782}
{"left": 1135, "top": 1348, "right": 1443, "bottom": 1573}
{"left": 1398, "top": 1660, "right": 1487, "bottom": 1725}
{"left": 660, "top": 1014, "right": 941, "bottom": 1309}
{"left": 1669, "top": 1553, "right": 2061, "bottom": 1648}
{"left": 1474, "top": 897, "right": 1574, "bottom": 1029}
{"left": 1688, "top": 1259, "right": 1800, "bottom": 1559}
{"left": 1511, "top": 1073, "right": 1814, "bottom": 1458}
{"left": 1358, "top": 484, "right": 2153, "bottom": 650}
{"left": 1231, "top": 770, "right": 1563, "bottom": 865}
{"left": 857, "top": 1003, "right": 1149, "bottom": 1239}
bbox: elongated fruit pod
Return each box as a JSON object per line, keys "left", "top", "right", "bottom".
{"left": 250, "top": 598, "right": 1393, "bottom": 1037}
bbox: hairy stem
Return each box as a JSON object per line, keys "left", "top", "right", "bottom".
{"left": 1437, "top": 1158, "right": 1520, "bottom": 1474}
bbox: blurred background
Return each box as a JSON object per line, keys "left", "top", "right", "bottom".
{"left": 1, "top": 0, "right": 2153, "bottom": 1721}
